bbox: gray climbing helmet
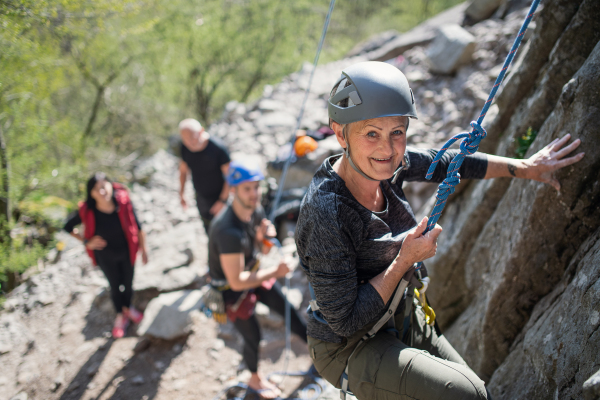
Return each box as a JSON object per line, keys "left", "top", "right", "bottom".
{"left": 328, "top": 62, "right": 416, "bottom": 183}
{"left": 328, "top": 61, "right": 418, "bottom": 125}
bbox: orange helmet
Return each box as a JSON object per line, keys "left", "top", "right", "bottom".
{"left": 294, "top": 136, "right": 318, "bottom": 157}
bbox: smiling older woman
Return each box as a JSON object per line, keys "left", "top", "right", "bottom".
{"left": 295, "top": 61, "right": 584, "bottom": 400}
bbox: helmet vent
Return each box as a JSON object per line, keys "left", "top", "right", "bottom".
{"left": 348, "top": 91, "right": 362, "bottom": 105}
{"left": 330, "top": 77, "right": 360, "bottom": 109}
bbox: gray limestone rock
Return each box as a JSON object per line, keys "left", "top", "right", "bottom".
{"left": 465, "top": 0, "right": 504, "bottom": 22}
{"left": 426, "top": 25, "right": 476, "bottom": 74}
{"left": 367, "top": 3, "right": 468, "bottom": 62}
{"left": 426, "top": 0, "right": 600, "bottom": 330}
{"left": 137, "top": 288, "right": 207, "bottom": 340}
{"left": 444, "top": 39, "right": 600, "bottom": 381}
{"left": 584, "top": 369, "right": 600, "bottom": 400}
{"left": 346, "top": 30, "right": 399, "bottom": 58}
{"left": 487, "top": 228, "right": 600, "bottom": 399}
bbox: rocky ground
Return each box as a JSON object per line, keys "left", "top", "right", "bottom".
{"left": 4, "top": 1, "right": 598, "bottom": 399}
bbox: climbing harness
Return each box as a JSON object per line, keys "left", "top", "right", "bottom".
{"left": 307, "top": 266, "right": 430, "bottom": 400}
{"left": 340, "top": 276, "right": 409, "bottom": 400}
{"left": 268, "top": 0, "right": 337, "bottom": 222}
{"left": 200, "top": 260, "right": 262, "bottom": 324}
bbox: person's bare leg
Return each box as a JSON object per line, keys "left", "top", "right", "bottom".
{"left": 248, "top": 372, "right": 281, "bottom": 399}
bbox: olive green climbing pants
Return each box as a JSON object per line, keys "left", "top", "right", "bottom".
{"left": 308, "top": 302, "right": 488, "bottom": 400}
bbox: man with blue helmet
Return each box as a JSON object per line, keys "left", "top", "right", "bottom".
{"left": 208, "top": 160, "right": 308, "bottom": 399}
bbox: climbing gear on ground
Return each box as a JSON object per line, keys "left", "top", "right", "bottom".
{"left": 328, "top": 61, "right": 418, "bottom": 125}
{"left": 294, "top": 135, "right": 319, "bottom": 157}
{"left": 421, "top": 0, "right": 540, "bottom": 237}
{"left": 226, "top": 160, "right": 265, "bottom": 186}
{"left": 268, "top": 0, "right": 336, "bottom": 222}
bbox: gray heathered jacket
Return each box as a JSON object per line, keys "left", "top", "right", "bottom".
{"left": 296, "top": 148, "right": 487, "bottom": 343}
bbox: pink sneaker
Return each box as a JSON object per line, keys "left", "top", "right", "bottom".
{"left": 112, "top": 315, "right": 129, "bottom": 338}
{"left": 126, "top": 307, "right": 144, "bottom": 324}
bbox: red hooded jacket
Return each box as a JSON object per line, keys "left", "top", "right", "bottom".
{"left": 78, "top": 183, "right": 139, "bottom": 266}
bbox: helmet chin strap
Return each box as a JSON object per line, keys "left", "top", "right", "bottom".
{"left": 342, "top": 126, "right": 409, "bottom": 184}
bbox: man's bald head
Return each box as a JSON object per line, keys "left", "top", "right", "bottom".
{"left": 178, "top": 118, "right": 202, "bottom": 134}
{"left": 179, "top": 118, "right": 208, "bottom": 151}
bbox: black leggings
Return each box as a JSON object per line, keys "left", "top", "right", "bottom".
{"left": 233, "top": 282, "right": 308, "bottom": 373}
{"left": 95, "top": 250, "right": 134, "bottom": 313}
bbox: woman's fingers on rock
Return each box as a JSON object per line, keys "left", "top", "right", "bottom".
{"left": 556, "top": 153, "right": 585, "bottom": 169}
{"left": 545, "top": 137, "right": 559, "bottom": 149}
{"left": 552, "top": 133, "right": 571, "bottom": 150}
{"left": 554, "top": 138, "right": 581, "bottom": 159}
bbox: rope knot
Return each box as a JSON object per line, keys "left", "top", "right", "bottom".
{"left": 460, "top": 121, "right": 487, "bottom": 155}
{"left": 436, "top": 174, "right": 460, "bottom": 201}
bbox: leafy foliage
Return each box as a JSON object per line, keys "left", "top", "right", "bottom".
{"left": 515, "top": 126, "right": 538, "bottom": 159}
{"left": 0, "top": 0, "right": 462, "bottom": 289}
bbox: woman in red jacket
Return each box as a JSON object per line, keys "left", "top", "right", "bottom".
{"left": 64, "top": 172, "right": 149, "bottom": 338}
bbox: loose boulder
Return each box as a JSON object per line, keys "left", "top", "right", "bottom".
{"left": 137, "top": 288, "right": 207, "bottom": 340}
{"left": 465, "top": 0, "right": 504, "bottom": 23}
{"left": 426, "top": 24, "right": 476, "bottom": 74}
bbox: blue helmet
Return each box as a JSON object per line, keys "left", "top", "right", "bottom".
{"left": 226, "top": 160, "right": 265, "bottom": 186}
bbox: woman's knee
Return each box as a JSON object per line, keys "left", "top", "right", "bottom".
{"left": 399, "top": 352, "right": 487, "bottom": 400}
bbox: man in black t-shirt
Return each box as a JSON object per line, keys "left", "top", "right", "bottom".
{"left": 208, "top": 160, "right": 308, "bottom": 399}
{"left": 178, "top": 118, "right": 230, "bottom": 233}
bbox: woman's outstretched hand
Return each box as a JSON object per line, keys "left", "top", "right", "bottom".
{"left": 524, "top": 133, "right": 584, "bottom": 191}
{"left": 397, "top": 217, "right": 442, "bottom": 272}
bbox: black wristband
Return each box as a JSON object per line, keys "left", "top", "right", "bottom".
{"left": 83, "top": 238, "right": 89, "bottom": 245}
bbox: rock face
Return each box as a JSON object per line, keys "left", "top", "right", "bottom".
{"left": 488, "top": 228, "right": 600, "bottom": 399}
{"left": 421, "top": 1, "right": 600, "bottom": 398}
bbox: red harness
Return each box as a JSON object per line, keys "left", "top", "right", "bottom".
{"left": 78, "top": 183, "right": 139, "bottom": 266}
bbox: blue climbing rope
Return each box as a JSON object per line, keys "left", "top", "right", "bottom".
{"left": 422, "top": 0, "right": 541, "bottom": 236}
